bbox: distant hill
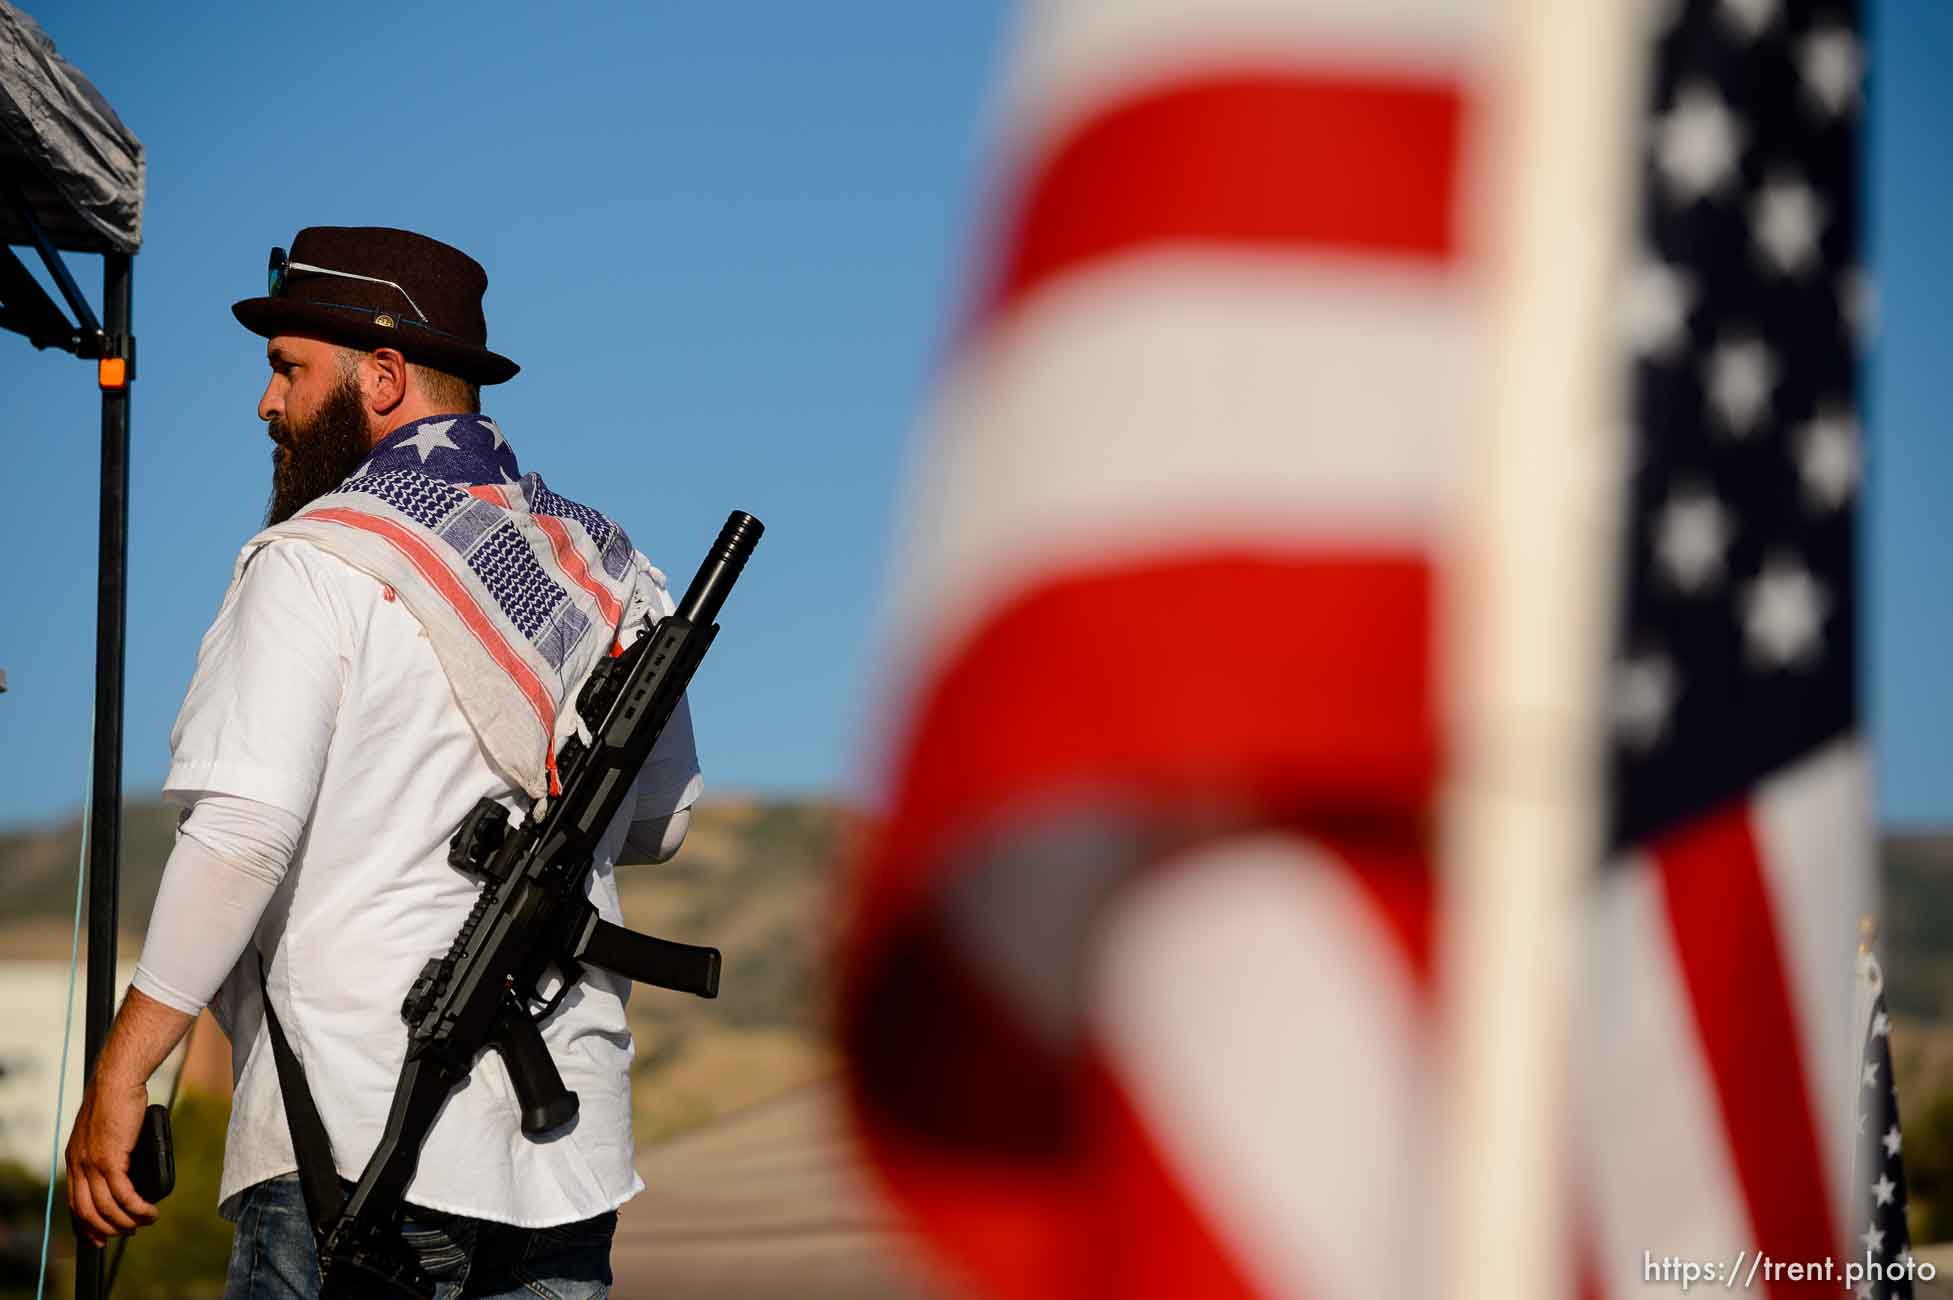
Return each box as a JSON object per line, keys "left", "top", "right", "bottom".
{"left": 6, "top": 803, "right": 1947, "bottom": 1003}
{"left": 1885, "top": 832, "right": 1953, "bottom": 1020}
{"left": 7, "top": 802, "right": 1952, "bottom": 1281}
{"left": 4, "top": 802, "right": 1949, "bottom": 1103}
{"left": 605, "top": 797, "right": 863, "bottom": 1136}
{"left": 0, "top": 800, "right": 180, "bottom": 942}
{"left": 0, "top": 795, "right": 863, "bottom": 1140}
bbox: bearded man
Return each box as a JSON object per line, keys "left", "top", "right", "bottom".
{"left": 65, "top": 227, "right": 699, "bottom": 1300}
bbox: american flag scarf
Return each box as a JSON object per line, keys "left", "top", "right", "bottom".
{"left": 239, "top": 412, "right": 662, "bottom": 801}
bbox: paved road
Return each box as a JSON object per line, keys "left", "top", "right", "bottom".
{"left": 613, "top": 1080, "right": 953, "bottom": 1300}
{"left": 615, "top": 1081, "right": 1953, "bottom": 1300}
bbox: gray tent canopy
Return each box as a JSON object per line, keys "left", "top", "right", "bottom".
{"left": 1, "top": 8, "right": 141, "bottom": 1299}
{"left": 0, "top": 0, "right": 142, "bottom": 353}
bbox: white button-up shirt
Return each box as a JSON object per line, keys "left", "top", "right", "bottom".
{"left": 163, "top": 538, "right": 700, "bottom": 1226}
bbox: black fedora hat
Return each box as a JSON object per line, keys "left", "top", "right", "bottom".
{"left": 232, "top": 226, "right": 519, "bottom": 385}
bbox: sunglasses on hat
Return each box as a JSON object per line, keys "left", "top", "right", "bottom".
{"left": 267, "top": 246, "right": 428, "bottom": 323}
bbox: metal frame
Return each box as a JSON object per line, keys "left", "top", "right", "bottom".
{"left": 0, "top": 179, "right": 134, "bottom": 1300}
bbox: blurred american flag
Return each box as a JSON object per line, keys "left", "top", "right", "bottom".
{"left": 840, "top": 1, "right": 1875, "bottom": 1296}
{"left": 1582, "top": 1, "right": 1871, "bottom": 1295}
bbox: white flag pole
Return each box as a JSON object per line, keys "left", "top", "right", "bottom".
{"left": 1444, "top": 1, "right": 1648, "bottom": 1298}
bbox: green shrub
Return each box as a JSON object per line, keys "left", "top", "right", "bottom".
{"left": 1907, "top": 1083, "right": 1953, "bottom": 1247}
{"left": 0, "top": 1094, "right": 236, "bottom": 1300}
{"left": 105, "top": 1093, "right": 232, "bottom": 1300}
{"left": 0, "top": 1158, "right": 60, "bottom": 1298}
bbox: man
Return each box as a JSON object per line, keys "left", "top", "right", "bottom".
{"left": 65, "top": 227, "right": 700, "bottom": 1299}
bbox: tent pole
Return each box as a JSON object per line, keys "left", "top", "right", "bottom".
{"left": 74, "top": 249, "right": 132, "bottom": 1300}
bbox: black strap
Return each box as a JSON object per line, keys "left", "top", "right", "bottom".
{"left": 258, "top": 953, "right": 347, "bottom": 1238}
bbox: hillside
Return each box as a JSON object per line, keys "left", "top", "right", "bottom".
{"left": 0, "top": 797, "right": 862, "bottom": 1299}
{"left": 6, "top": 803, "right": 1948, "bottom": 1013}
{"left": 7, "top": 800, "right": 1953, "bottom": 1277}
{"left": 0, "top": 796, "right": 862, "bottom": 1142}
{"left": 1886, "top": 832, "right": 1953, "bottom": 1020}
{"left": 0, "top": 800, "right": 179, "bottom": 940}
{"left": 5, "top": 802, "right": 1951, "bottom": 1133}
{"left": 609, "top": 797, "right": 863, "bottom": 1137}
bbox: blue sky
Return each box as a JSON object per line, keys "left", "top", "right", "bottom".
{"left": 3, "top": 1, "right": 1947, "bottom": 829}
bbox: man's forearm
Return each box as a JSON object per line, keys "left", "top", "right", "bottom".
{"left": 95, "top": 987, "right": 196, "bottom": 1089}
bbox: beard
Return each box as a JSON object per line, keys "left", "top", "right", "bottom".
{"left": 265, "top": 375, "right": 374, "bottom": 527}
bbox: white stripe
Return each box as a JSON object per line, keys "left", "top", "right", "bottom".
{"left": 1581, "top": 853, "right": 1755, "bottom": 1289}
{"left": 997, "top": 0, "right": 1487, "bottom": 166}
{"left": 1748, "top": 738, "right": 1874, "bottom": 1256}
{"left": 883, "top": 253, "right": 1470, "bottom": 694}
{"left": 1090, "top": 833, "right": 1433, "bottom": 1300}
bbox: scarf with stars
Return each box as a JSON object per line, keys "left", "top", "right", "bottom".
{"left": 238, "top": 413, "right": 667, "bottom": 802}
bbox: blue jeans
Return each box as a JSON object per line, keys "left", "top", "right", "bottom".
{"left": 223, "top": 1173, "right": 615, "bottom": 1299}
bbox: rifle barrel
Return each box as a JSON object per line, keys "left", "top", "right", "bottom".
{"left": 674, "top": 511, "right": 763, "bottom": 627}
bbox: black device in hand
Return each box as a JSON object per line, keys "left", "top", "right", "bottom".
{"left": 128, "top": 1103, "right": 174, "bottom": 1203}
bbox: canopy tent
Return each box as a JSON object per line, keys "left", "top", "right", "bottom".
{"left": 1, "top": 0, "right": 140, "bottom": 348}
{"left": 1, "top": 6, "right": 141, "bottom": 1300}
{"left": 0, "top": 1, "right": 142, "bottom": 251}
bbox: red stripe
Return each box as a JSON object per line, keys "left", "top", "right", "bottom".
{"left": 1315, "top": 823, "right": 1436, "bottom": 989}
{"left": 843, "top": 831, "right": 1431, "bottom": 1300}
{"left": 307, "top": 507, "right": 556, "bottom": 736}
{"left": 842, "top": 907, "right": 1090, "bottom": 1300}
{"left": 984, "top": 72, "right": 1464, "bottom": 323}
{"left": 842, "top": 550, "right": 1435, "bottom": 1297}
{"left": 466, "top": 484, "right": 510, "bottom": 506}
{"left": 1074, "top": 1045, "right": 1268, "bottom": 1299}
{"left": 1654, "top": 803, "right": 1837, "bottom": 1298}
{"left": 535, "top": 514, "right": 624, "bottom": 629}
{"left": 1572, "top": 1189, "right": 1609, "bottom": 1300}
{"left": 850, "top": 551, "right": 1434, "bottom": 953}
{"left": 838, "top": 926, "right": 1270, "bottom": 1300}
{"left": 845, "top": 848, "right": 1426, "bottom": 1300}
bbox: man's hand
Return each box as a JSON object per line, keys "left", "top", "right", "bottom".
{"left": 65, "top": 1070, "right": 157, "bottom": 1245}
{"left": 63, "top": 988, "right": 194, "bottom": 1246}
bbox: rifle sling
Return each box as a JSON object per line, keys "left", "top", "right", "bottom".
{"left": 257, "top": 953, "right": 347, "bottom": 1239}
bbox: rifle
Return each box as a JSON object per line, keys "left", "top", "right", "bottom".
{"left": 272, "top": 510, "right": 762, "bottom": 1299}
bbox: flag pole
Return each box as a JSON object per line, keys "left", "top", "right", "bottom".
{"left": 1444, "top": 1, "right": 1645, "bottom": 1297}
